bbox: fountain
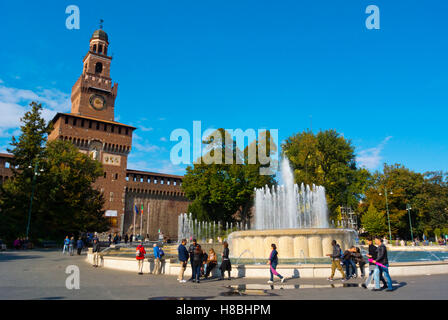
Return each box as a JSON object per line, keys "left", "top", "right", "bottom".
{"left": 228, "top": 157, "right": 357, "bottom": 259}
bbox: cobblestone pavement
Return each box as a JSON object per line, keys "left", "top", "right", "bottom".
{"left": 1, "top": 249, "right": 447, "bottom": 300}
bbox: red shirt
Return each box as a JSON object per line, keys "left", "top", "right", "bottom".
{"left": 136, "top": 245, "right": 146, "bottom": 260}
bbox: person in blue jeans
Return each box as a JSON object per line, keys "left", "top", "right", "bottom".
{"left": 267, "top": 244, "right": 285, "bottom": 284}
{"left": 342, "top": 247, "right": 357, "bottom": 279}
{"left": 192, "top": 245, "right": 203, "bottom": 283}
{"left": 372, "top": 236, "right": 394, "bottom": 291}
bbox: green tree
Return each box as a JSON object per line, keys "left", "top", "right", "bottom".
{"left": 282, "top": 129, "right": 370, "bottom": 221}
{"left": 0, "top": 102, "right": 109, "bottom": 242}
{"left": 361, "top": 203, "right": 387, "bottom": 236}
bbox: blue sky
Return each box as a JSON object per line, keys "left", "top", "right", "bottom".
{"left": 0, "top": 0, "right": 447, "bottom": 175}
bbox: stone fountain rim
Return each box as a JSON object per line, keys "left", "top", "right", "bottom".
{"left": 229, "top": 228, "right": 356, "bottom": 237}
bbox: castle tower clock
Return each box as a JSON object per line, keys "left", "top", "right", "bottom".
{"left": 70, "top": 27, "right": 118, "bottom": 121}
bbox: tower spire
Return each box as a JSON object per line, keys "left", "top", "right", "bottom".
{"left": 99, "top": 19, "right": 104, "bottom": 30}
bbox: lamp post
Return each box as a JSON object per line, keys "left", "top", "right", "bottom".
{"left": 26, "top": 162, "right": 44, "bottom": 239}
{"left": 379, "top": 187, "right": 393, "bottom": 243}
{"left": 406, "top": 203, "right": 414, "bottom": 242}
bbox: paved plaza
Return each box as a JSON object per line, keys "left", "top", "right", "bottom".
{"left": 1, "top": 249, "right": 447, "bottom": 300}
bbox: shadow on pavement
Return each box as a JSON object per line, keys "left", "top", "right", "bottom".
{"left": 0, "top": 253, "right": 43, "bottom": 262}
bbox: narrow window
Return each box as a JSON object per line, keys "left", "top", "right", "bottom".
{"left": 95, "top": 62, "right": 103, "bottom": 74}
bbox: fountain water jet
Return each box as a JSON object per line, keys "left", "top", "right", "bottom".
{"left": 229, "top": 157, "right": 357, "bottom": 259}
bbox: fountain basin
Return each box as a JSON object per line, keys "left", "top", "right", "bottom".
{"left": 228, "top": 228, "right": 357, "bottom": 259}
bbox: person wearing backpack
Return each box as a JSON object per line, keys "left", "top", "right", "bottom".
{"left": 188, "top": 239, "right": 198, "bottom": 281}
{"left": 136, "top": 243, "right": 146, "bottom": 275}
{"left": 192, "top": 244, "right": 204, "bottom": 283}
{"left": 326, "top": 240, "right": 346, "bottom": 281}
{"left": 153, "top": 243, "right": 162, "bottom": 275}
{"left": 62, "top": 236, "right": 70, "bottom": 255}
{"left": 76, "top": 237, "right": 84, "bottom": 255}
{"left": 177, "top": 239, "right": 189, "bottom": 283}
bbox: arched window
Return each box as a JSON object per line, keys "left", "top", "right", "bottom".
{"left": 93, "top": 44, "right": 97, "bottom": 52}
{"left": 104, "top": 47, "right": 108, "bottom": 55}
{"left": 95, "top": 62, "right": 103, "bottom": 74}
{"left": 98, "top": 45, "right": 103, "bottom": 54}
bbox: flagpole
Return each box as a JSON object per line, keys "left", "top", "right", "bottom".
{"left": 133, "top": 204, "right": 136, "bottom": 237}
{"left": 146, "top": 203, "right": 150, "bottom": 238}
{"left": 140, "top": 204, "right": 143, "bottom": 238}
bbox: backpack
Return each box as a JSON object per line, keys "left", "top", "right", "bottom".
{"left": 159, "top": 248, "right": 165, "bottom": 257}
{"left": 339, "top": 247, "right": 344, "bottom": 259}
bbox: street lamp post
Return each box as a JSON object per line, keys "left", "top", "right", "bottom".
{"left": 379, "top": 187, "right": 393, "bottom": 243}
{"left": 26, "top": 163, "right": 43, "bottom": 239}
{"left": 406, "top": 203, "right": 414, "bottom": 242}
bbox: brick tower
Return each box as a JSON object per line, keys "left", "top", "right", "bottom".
{"left": 48, "top": 27, "right": 136, "bottom": 232}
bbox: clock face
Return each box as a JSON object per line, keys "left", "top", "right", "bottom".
{"left": 89, "top": 94, "right": 106, "bottom": 111}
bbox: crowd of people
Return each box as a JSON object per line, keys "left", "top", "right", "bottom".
{"left": 60, "top": 231, "right": 396, "bottom": 292}
{"left": 13, "top": 238, "right": 33, "bottom": 250}
{"left": 327, "top": 236, "right": 394, "bottom": 291}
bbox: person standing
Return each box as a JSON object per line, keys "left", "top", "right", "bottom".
{"left": 153, "top": 243, "right": 162, "bottom": 275}
{"left": 136, "top": 242, "right": 146, "bottom": 275}
{"left": 267, "top": 244, "right": 285, "bottom": 284}
{"left": 130, "top": 233, "right": 133, "bottom": 245}
{"left": 326, "top": 240, "right": 346, "bottom": 281}
{"left": 219, "top": 241, "right": 232, "bottom": 280}
{"left": 201, "top": 249, "right": 208, "bottom": 278}
{"left": 69, "top": 236, "right": 75, "bottom": 256}
{"left": 205, "top": 248, "right": 217, "bottom": 279}
{"left": 192, "top": 245, "right": 203, "bottom": 283}
{"left": 92, "top": 239, "right": 101, "bottom": 267}
{"left": 76, "top": 237, "right": 84, "bottom": 255}
{"left": 124, "top": 233, "right": 128, "bottom": 244}
{"left": 372, "top": 236, "right": 394, "bottom": 291}
{"left": 362, "top": 237, "right": 386, "bottom": 289}
{"left": 177, "top": 239, "right": 189, "bottom": 283}
{"left": 113, "top": 233, "right": 119, "bottom": 245}
{"left": 188, "top": 239, "right": 197, "bottom": 281}
{"left": 62, "top": 236, "right": 70, "bottom": 255}
{"left": 108, "top": 233, "right": 112, "bottom": 246}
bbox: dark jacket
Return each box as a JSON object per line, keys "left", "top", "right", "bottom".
{"left": 376, "top": 243, "right": 389, "bottom": 265}
{"left": 269, "top": 249, "right": 279, "bottom": 264}
{"left": 368, "top": 244, "right": 378, "bottom": 265}
{"left": 193, "top": 248, "right": 203, "bottom": 264}
{"left": 342, "top": 250, "right": 352, "bottom": 261}
{"left": 330, "top": 244, "right": 342, "bottom": 260}
{"left": 352, "top": 252, "right": 365, "bottom": 264}
{"left": 177, "top": 244, "right": 189, "bottom": 262}
{"left": 188, "top": 243, "right": 196, "bottom": 261}
{"left": 222, "top": 247, "right": 230, "bottom": 260}
{"left": 92, "top": 242, "right": 101, "bottom": 253}
{"left": 76, "top": 239, "right": 84, "bottom": 249}
{"left": 202, "top": 253, "right": 208, "bottom": 263}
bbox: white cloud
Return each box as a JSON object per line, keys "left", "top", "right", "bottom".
{"left": 357, "top": 136, "right": 392, "bottom": 170}
{"left": 0, "top": 83, "right": 70, "bottom": 135}
{"left": 140, "top": 126, "right": 154, "bottom": 132}
{"left": 160, "top": 137, "right": 167, "bottom": 142}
